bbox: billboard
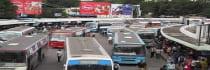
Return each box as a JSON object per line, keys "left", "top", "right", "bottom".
{"left": 10, "top": 0, "right": 43, "bottom": 15}
{"left": 80, "top": 2, "right": 111, "bottom": 15}
{"left": 111, "top": 4, "right": 133, "bottom": 15}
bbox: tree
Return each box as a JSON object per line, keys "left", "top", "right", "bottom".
{"left": 0, "top": 0, "right": 17, "bottom": 19}
{"left": 44, "top": 0, "right": 80, "bottom": 7}
{"left": 200, "top": 3, "right": 210, "bottom": 18}
{"left": 39, "top": 8, "right": 67, "bottom": 18}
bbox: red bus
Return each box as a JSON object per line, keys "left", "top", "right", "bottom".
{"left": 48, "top": 27, "right": 90, "bottom": 48}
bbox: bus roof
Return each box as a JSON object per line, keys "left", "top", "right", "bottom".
{"left": 114, "top": 29, "right": 145, "bottom": 45}
{"left": 0, "top": 33, "right": 48, "bottom": 50}
{"left": 4, "top": 26, "right": 35, "bottom": 33}
{"left": 66, "top": 37, "right": 110, "bottom": 59}
{"left": 52, "top": 27, "right": 87, "bottom": 33}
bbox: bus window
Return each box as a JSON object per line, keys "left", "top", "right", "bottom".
{"left": 85, "top": 22, "right": 97, "bottom": 28}
{"left": 0, "top": 51, "right": 26, "bottom": 66}
{"left": 68, "top": 65, "right": 112, "bottom": 70}
{"left": 51, "top": 34, "right": 66, "bottom": 42}
{"left": 113, "top": 47, "right": 145, "bottom": 56}
{"left": 139, "top": 33, "right": 154, "bottom": 40}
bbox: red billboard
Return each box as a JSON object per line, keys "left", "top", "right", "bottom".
{"left": 80, "top": 2, "right": 111, "bottom": 15}
{"left": 11, "top": 0, "right": 43, "bottom": 15}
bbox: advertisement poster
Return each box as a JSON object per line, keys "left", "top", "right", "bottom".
{"left": 10, "top": 0, "right": 43, "bottom": 15}
{"left": 80, "top": 2, "right": 111, "bottom": 15}
{"left": 111, "top": 4, "right": 133, "bottom": 15}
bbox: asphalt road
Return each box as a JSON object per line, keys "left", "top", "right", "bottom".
{"left": 35, "top": 33, "right": 166, "bottom": 70}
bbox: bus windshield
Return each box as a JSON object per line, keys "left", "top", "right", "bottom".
{"left": 139, "top": 33, "right": 154, "bottom": 40}
{"left": 68, "top": 65, "right": 112, "bottom": 70}
{"left": 85, "top": 22, "right": 97, "bottom": 28}
{"left": 51, "top": 34, "right": 66, "bottom": 41}
{"left": 113, "top": 47, "right": 145, "bottom": 56}
{"left": 0, "top": 51, "right": 26, "bottom": 67}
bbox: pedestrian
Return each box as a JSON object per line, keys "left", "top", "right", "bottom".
{"left": 184, "top": 63, "right": 192, "bottom": 70}
{"left": 191, "top": 58, "right": 200, "bottom": 70}
{"left": 167, "top": 47, "right": 172, "bottom": 56}
{"left": 114, "top": 62, "right": 120, "bottom": 70}
{"left": 167, "top": 62, "right": 175, "bottom": 70}
{"left": 156, "top": 48, "right": 161, "bottom": 59}
{"left": 200, "top": 59, "right": 208, "bottom": 70}
{"left": 178, "top": 55, "right": 185, "bottom": 66}
{"left": 137, "top": 60, "right": 146, "bottom": 70}
{"left": 160, "top": 65, "right": 167, "bottom": 70}
{"left": 150, "top": 47, "right": 155, "bottom": 58}
{"left": 56, "top": 49, "right": 63, "bottom": 62}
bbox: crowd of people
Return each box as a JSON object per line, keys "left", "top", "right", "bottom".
{"left": 151, "top": 36, "right": 210, "bottom": 70}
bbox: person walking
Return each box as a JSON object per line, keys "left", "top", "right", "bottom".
{"left": 167, "top": 62, "right": 175, "bottom": 70}
{"left": 114, "top": 62, "right": 120, "bottom": 70}
{"left": 156, "top": 48, "right": 161, "bottom": 59}
{"left": 178, "top": 55, "right": 185, "bottom": 66}
{"left": 137, "top": 60, "right": 147, "bottom": 70}
{"left": 200, "top": 59, "right": 208, "bottom": 70}
{"left": 56, "top": 49, "right": 63, "bottom": 62}
{"left": 150, "top": 47, "right": 155, "bottom": 58}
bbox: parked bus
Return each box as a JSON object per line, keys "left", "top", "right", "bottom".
{"left": 49, "top": 27, "right": 90, "bottom": 48}
{"left": 137, "top": 28, "right": 158, "bottom": 47}
{"left": 0, "top": 33, "right": 48, "bottom": 70}
{"left": 64, "top": 37, "right": 113, "bottom": 70}
{"left": 112, "top": 29, "right": 145, "bottom": 64}
{"left": 85, "top": 22, "right": 111, "bottom": 32}
{"left": 0, "top": 26, "right": 36, "bottom": 43}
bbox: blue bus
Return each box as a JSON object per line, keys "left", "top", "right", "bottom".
{"left": 112, "top": 29, "right": 145, "bottom": 64}
{"left": 64, "top": 37, "right": 113, "bottom": 70}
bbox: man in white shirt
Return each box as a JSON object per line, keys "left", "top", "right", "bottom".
{"left": 167, "top": 62, "right": 175, "bottom": 70}
{"left": 56, "top": 49, "right": 63, "bottom": 62}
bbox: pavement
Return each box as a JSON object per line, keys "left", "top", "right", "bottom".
{"left": 35, "top": 33, "right": 167, "bottom": 70}
{"left": 35, "top": 47, "right": 64, "bottom": 70}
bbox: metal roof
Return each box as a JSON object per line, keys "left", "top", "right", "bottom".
{"left": 0, "top": 33, "right": 48, "bottom": 50}
{"left": 114, "top": 29, "right": 145, "bottom": 45}
{"left": 52, "top": 27, "right": 86, "bottom": 33}
{"left": 5, "top": 26, "right": 35, "bottom": 32}
{"left": 161, "top": 24, "right": 210, "bottom": 51}
{"left": 66, "top": 37, "right": 109, "bottom": 58}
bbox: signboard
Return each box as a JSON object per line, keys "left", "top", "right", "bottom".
{"left": 10, "top": 0, "right": 43, "bottom": 15}
{"left": 111, "top": 4, "right": 133, "bottom": 15}
{"left": 80, "top": 2, "right": 111, "bottom": 15}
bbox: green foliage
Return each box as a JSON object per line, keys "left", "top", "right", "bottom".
{"left": 0, "top": 0, "right": 17, "bottom": 19}
{"left": 39, "top": 8, "right": 67, "bottom": 18}
{"left": 200, "top": 3, "right": 210, "bottom": 18}
{"left": 44, "top": 0, "right": 80, "bottom": 7}
{"left": 140, "top": 1, "right": 209, "bottom": 18}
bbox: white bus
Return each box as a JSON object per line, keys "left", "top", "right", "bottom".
{"left": 64, "top": 37, "right": 113, "bottom": 70}
{"left": 0, "top": 33, "right": 48, "bottom": 70}
{"left": 0, "top": 26, "right": 36, "bottom": 43}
